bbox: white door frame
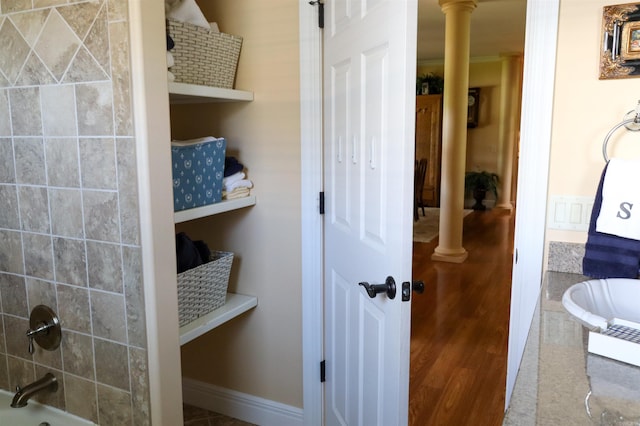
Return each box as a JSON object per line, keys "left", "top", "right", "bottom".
{"left": 299, "top": 3, "right": 324, "bottom": 425}
{"left": 505, "top": 0, "right": 559, "bottom": 407}
{"left": 299, "top": 0, "right": 560, "bottom": 422}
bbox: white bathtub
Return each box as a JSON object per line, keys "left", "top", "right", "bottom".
{"left": 0, "top": 389, "right": 95, "bottom": 426}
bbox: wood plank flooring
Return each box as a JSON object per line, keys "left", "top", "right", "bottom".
{"left": 409, "top": 208, "right": 515, "bottom": 426}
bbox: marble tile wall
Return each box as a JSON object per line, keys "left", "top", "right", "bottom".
{"left": 0, "top": 0, "right": 150, "bottom": 424}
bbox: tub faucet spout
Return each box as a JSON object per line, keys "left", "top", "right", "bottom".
{"left": 11, "top": 372, "right": 58, "bottom": 408}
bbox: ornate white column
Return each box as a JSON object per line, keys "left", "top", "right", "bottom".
{"left": 432, "top": 0, "right": 477, "bottom": 263}
{"left": 495, "top": 53, "right": 523, "bottom": 210}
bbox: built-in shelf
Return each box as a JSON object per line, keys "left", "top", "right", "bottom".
{"left": 168, "top": 82, "right": 254, "bottom": 104}
{"left": 174, "top": 195, "right": 256, "bottom": 223}
{"left": 179, "top": 292, "right": 258, "bottom": 345}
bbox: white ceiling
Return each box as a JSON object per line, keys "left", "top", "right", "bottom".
{"left": 417, "top": 0, "right": 527, "bottom": 62}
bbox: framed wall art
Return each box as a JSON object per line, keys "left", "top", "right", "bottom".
{"left": 600, "top": 2, "right": 640, "bottom": 79}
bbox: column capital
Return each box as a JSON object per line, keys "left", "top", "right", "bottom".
{"left": 438, "top": 0, "right": 478, "bottom": 13}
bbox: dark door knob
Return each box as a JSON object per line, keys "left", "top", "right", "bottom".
{"left": 359, "top": 276, "right": 396, "bottom": 300}
{"left": 412, "top": 280, "right": 425, "bottom": 294}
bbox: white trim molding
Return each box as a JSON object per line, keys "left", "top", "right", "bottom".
{"left": 299, "top": 1, "right": 324, "bottom": 425}
{"left": 128, "top": 0, "right": 184, "bottom": 424}
{"left": 183, "top": 378, "right": 304, "bottom": 426}
{"left": 505, "top": 0, "right": 560, "bottom": 409}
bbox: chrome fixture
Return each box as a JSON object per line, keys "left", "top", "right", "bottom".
{"left": 26, "top": 305, "right": 61, "bottom": 355}
{"left": 11, "top": 373, "right": 58, "bottom": 408}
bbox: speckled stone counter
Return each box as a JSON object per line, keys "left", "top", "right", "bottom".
{"left": 503, "top": 271, "right": 640, "bottom": 425}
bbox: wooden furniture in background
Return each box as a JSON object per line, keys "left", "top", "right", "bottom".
{"left": 415, "top": 95, "right": 442, "bottom": 207}
{"left": 414, "top": 158, "right": 428, "bottom": 221}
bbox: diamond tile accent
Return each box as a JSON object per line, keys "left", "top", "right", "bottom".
{"left": 15, "top": 52, "right": 56, "bottom": 86}
{"left": 57, "top": 1, "right": 102, "bottom": 42}
{"left": 83, "top": 6, "right": 110, "bottom": 78}
{"left": 10, "top": 9, "right": 49, "bottom": 46}
{"left": 34, "top": 10, "right": 81, "bottom": 82}
{"left": 0, "top": 19, "right": 30, "bottom": 84}
{"left": 64, "top": 46, "right": 109, "bottom": 83}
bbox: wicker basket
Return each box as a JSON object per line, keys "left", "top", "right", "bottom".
{"left": 167, "top": 19, "right": 242, "bottom": 89}
{"left": 177, "top": 251, "right": 233, "bottom": 326}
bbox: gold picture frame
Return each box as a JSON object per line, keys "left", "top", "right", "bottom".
{"left": 599, "top": 2, "right": 640, "bottom": 79}
{"left": 621, "top": 21, "right": 640, "bottom": 59}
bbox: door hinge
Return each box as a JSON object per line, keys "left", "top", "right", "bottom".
{"left": 320, "top": 360, "right": 326, "bottom": 382}
{"left": 319, "top": 191, "right": 325, "bottom": 215}
{"left": 309, "top": 1, "right": 324, "bottom": 29}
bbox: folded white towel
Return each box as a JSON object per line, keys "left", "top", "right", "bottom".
{"left": 223, "top": 172, "right": 245, "bottom": 186}
{"left": 209, "top": 22, "right": 220, "bottom": 33}
{"left": 167, "top": 51, "right": 175, "bottom": 68}
{"left": 223, "top": 187, "right": 250, "bottom": 200}
{"left": 171, "top": 136, "right": 220, "bottom": 147}
{"left": 167, "top": 0, "right": 210, "bottom": 30}
{"left": 168, "top": 70, "right": 175, "bottom": 82}
{"left": 596, "top": 157, "right": 640, "bottom": 240}
{"left": 224, "top": 179, "right": 253, "bottom": 192}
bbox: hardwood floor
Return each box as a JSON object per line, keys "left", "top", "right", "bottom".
{"left": 409, "top": 208, "right": 515, "bottom": 426}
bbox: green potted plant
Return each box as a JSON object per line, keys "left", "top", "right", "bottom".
{"left": 464, "top": 171, "right": 499, "bottom": 210}
{"left": 416, "top": 73, "right": 444, "bottom": 95}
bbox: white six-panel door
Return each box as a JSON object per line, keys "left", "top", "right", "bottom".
{"left": 323, "top": 1, "right": 417, "bottom": 425}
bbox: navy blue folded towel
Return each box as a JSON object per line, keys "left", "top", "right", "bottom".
{"left": 224, "top": 156, "right": 244, "bottom": 177}
{"left": 176, "top": 232, "right": 211, "bottom": 274}
{"left": 582, "top": 163, "right": 640, "bottom": 279}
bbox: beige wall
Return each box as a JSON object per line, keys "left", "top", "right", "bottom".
{"left": 547, "top": 0, "right": 640, "bottom": 245}
{"left": 418, "top": 60, "right": 504, "bottom": 174}
{"left": 173, "top": 2, "right": 303, "bottom": 407}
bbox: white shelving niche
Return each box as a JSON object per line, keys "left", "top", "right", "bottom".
{"left": 169, "top": 82, "right": 257, "bottom": 345}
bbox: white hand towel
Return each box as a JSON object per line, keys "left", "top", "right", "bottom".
{"left": 224, "top": 179, "right": 253, "bottom": 192}
{"left": 167, "top": 0, "right": 210, "bottom": 30}
{"left": 596, "top": 157, "right": 640, "bottom": 240}
{"left": 168, "top": 71, "right": 175, "bottom": 82}
{"left": 223, "top": 172, "right": 245, "bottom": 186}
{"left": 167, "top": 51, "right": 175, "bottom": 68}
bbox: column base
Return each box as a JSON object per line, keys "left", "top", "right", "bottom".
{"left": 495, "top": 202, "right": 513, "bottom": 211}
{"left": 431, "top": 248, "right": 468, "bottom": 263}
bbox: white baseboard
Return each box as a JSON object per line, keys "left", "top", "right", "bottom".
{"left": 182, "top": 378, "right": 304, "bottom": 426}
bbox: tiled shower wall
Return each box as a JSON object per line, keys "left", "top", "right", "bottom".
{"left": 0, "top": 0, "right": 150, "bottom": 424}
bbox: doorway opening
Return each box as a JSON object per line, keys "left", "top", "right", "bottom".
{"left": 410, "top": 0, "right": 526, "bottom": 423}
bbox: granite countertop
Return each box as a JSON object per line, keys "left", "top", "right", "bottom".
{"left": 503, "top": 271, "right": 640, "bottom": 425}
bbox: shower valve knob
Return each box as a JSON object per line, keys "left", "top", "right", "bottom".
{"left": 25, "top": 305, "right": 61, "bottom": 355}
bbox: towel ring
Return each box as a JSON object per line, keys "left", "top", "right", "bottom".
{"left": 602, "top": 118, "right": 637, "bottom": 162}
{"left": 623, "top": 108, "right": 640, "bottom": 131}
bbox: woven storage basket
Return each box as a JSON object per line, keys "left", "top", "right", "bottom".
{"left": 167, "top": 19, "right": 242, "bottom": 89}
{"left": 177, "top": 251, "right": 233, "bottom": 326}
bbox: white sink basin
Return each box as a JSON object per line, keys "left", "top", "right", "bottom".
{"left": 562, "top": 278, "right": 640, "bottom": 367}
{"left": 562, "top": 278, "right": 640, "bottom": 331}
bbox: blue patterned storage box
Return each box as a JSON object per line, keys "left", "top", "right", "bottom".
{"left": 171, "top": 137, "right": 226, "bottom": 212}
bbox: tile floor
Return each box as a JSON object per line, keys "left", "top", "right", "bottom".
{"left": 183, "top": 404, "right": 256, "bottom": 426}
